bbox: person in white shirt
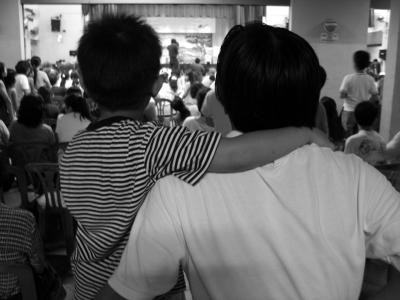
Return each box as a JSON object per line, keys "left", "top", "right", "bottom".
{"left": 345, "top": 101, "right": 386, "bottom": 165}
{"left": 56, "top": 95, "right": 91, "bottom": 143}
{"left": 98, "top": 23, "right": 400, "bottom": 300}
{"left": 31, "top": 56, "right": 51, "bottom": 90}
{"left": 201, "top": 68, "right": 216, "bottom": 88}
{"left": 340, "top": 51, "right": 379, "bottom": 137}
{"left": 183, "top": 87, "right": 214, "bottom": 132}
{"left": 14, "top": 61, "right": 31, "bottom": 109}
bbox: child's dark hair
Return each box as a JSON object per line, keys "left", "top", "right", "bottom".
{"left": 354, "top": 101, "right": 378, "bottom": 129}
{"left": 216, "top": 22, "right": 323, "bottom": 132}
{"left": 77, "top": 14, "right": 161, "bottom": 111}
{"left": 18, "top": 94, "right": 44, "bottom": 128}
{"left": 196, "top": 87, "right": 211, "bottom": 112}
{"left": 67, "top": 86, "right": 83, "bottom": 97}
{"left": 320, "top": 96, "right": 345, "bottom": 142}
{"left": 65, "top": 94, "right": 92, "bottom": 121}
{"left": 353, "top": 50, "right": 370, "bottom": 71}
{"left": 4, "top": 69, "right": 16, "bottom": 89}
{"left": 195, "top": 58, "right": 201, "bottom": 64}
{"left": 15, "top": 60, "right": 30, "bottom": 75}
{"left": 171, "top": 97, "right": 190, "bottom": 121}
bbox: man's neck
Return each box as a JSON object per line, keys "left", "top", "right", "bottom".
{"left": 359, "top": 126, "right": 373, "bottom": 132}
{"left": 98, "top": 108, "right": 146, "bottom": 122}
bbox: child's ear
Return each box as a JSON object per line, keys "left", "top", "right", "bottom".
{"left": 151, "top": 75, "right": 164, "bottom": 97}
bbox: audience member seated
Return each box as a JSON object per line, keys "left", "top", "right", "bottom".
{"left": 183, "top": 87, "right": 214, "bottom": 132}
{"left": 0, "top": 62, "right": 13, "bottom": 127}
{"left": 157, "top": 75, "right": 180, "bottom": 101}
{"left": 14, "top": 61, "right": 31, "bottom": 109}
{"left": 170, "top": 97, "right": 190, "bottom": 125}
{"left": 190, "top": 58, "right": 205, "bottom": 82}
{"left": 202, "top": 68, "right": 216, "bottom": 88}
{"left": 201, "top": 89, "right": 232, "bottom": 136}
{"left": 0, "top": 119, "right": 9, "bottom": 147}
{"left": 320, "top": 96, "right": 345, "bottom": 146}
{"left": 55, "top": 95, "right": 91, "bottom": 143}
{"left": 38, "top": 87, "right": 59, "bottom": 120}
{"left": 385, "top": 131, "right": 400, "bottom": 161}
{"left": 340, "top": 51, "right": 379, "bottom": 137}
{"left": 31, "top": 56, "right": 51, "bottom": 90}
{"left": 9, "top": 94, "right": 55, "bottom": 145}
{"left": 0, "top": 203, "right": 66, "bottom": 300}
{"left": 345, "top": 101, "right": 385, "bottom": 165}
{"left": 100, "top": 22, "right": 400, "bottom": 300}
{"left": 4, "top": 69, "right": 18, "bottom": 119}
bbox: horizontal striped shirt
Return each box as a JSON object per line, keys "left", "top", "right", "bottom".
{"left": 60, "top": 117, "right": 221, "bottom": 299}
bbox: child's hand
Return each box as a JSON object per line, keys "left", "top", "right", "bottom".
{"left": 310, "top": 128, "right": 335, "bottom": 150}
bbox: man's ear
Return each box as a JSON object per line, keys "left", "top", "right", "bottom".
{"left": 151, "top": 75, "right": 164, "bottom": 97}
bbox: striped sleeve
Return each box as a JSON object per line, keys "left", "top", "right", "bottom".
{"left": 144, "top": 125, "right": 221, "bottom": 185}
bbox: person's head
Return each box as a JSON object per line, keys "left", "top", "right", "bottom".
{"left": 48, "top": 69, "right": 59, "bottom": 86}
{"left": 30, "top": 56, "right": 42, "bottom": 69}
{"left": 171, "top": 96, "right": 190, "bottom": 122}
{"left": 66, "top": 86, "right": 83, "bottom": 97}
{"left": 353, "top": 50, "right": 370, "bottom": 72}
{"left": 190, "top": 82, "right": 204, "bottom": 99}
{"left": 15, "top": 60, "right": 30, "bottom": 75}
{"left": 195, "top": 58, "right": 201, "bottom": 64}
{"left": 216, "top": 22, "right": 323, "bottom": 132}
{"left": 354, "top": 101, "right": 379, "bottom": 130}
{"left": 38, "top": 86, "right": 51, "bottom": 104}
{"left": 18, "top": 94, "right": 44, "bottom": 128}
{"left": 171, "top": 39, "right": 177, "bottom": 44}
{"left": 64, "top": 94, "right": 92, "bottom": 121}
{"left": 77, "top": 14, "right": 162, "bottom": 112}
{"left": 0, "top": 62, "right": 6, "bottom": 80}
{"left": 4, "top": 68, "right": 16, "bottom": 89}
{"left": 196, "top": 87, "right": 211, "bottom": 112}
{"left": 320, "top": 96, "right": 344, "bottom": 142}
{"left": 169, "top": 76, "right": 178, "bottom": 92}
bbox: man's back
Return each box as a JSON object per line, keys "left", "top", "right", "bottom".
{"left": 111, "top": 145, "right": 400, "bottom": 300}
{"left": 340, "top": 73, "right": 377, "bottom": 111}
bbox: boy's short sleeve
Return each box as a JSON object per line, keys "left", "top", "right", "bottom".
{"left": 339, "top": 75, "right": 349, "bottom": 93}
{"left": 143, "top": 124, "right": 221, "bottom": 185}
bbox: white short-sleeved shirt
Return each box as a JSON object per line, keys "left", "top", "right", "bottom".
{"left": 110, "top": 144, "right": 400, "bottom": 300}
{"left": 14, "top": 74, "right": 30, "bottom": 108}
{"left": 340, "top": 73, "right": 378, "bottom": 111}
{"left": 35, "top": 70, "right": 51, "bottom": 89}
{"left": 55, "top": 112, "right": 90, "bottom": 143}
{"left": 201, "top": 90, "right": 232, "bottom": 136}
{"left": 345, "top": 130, "right": 386, "bottom": 165}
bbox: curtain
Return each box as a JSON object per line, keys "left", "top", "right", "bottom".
{"left": 82, "top": 4, "right": 265, "bottom": 24}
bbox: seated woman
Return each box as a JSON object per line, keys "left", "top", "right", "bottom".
{"left": 9, "top": 94, "right": 55, "bottom": 145}
{"left": 38, "top": 87, "right": 59, "bottom": 120}
{"left": 55, "top": 95, "right": 91, "bottom": 143}
{"left": 0, "top": 203, "right": 65, "bottom": 300}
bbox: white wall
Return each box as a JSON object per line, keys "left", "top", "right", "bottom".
{"left": 27, "top": 5, "right": 83, "bottom": 63}
{"left": 291, "top": 0, "right": 370, "bottom": 110}
{"left": 0, "top": 0, "right": 24, "bottom": 67}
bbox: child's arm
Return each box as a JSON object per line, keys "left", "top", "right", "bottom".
{"left": 209, "top": 127, "right": 332, "bottom": 173}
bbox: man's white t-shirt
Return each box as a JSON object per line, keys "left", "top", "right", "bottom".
{"left": 345, "top": 130, "right": 386, "bottom": 165}
{"left": 340, "top": 73, "right": 378, "bottom": 111}
{"left": 55, "top": 112, "right": 90, "bottom": 143}
{"left": 110, "top": 143, "right": 400, "bottom": 300}
{"left": 14, "top": 74, "right": 30, "bottom": 108}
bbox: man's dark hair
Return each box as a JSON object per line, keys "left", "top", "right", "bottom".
{"left": 18, "top": 94, "right": 44, "bottom": 128}
{"left": 15, "top": 60, "right": 30, "bottom": 75}
{"left": 196, "top": 87, "right": 211, "bottom": 112}
{"left": 77, "top": 14, "right": 161, "bottom": 111}
{"left": 216, "top": 22, "right": 323, "bottom": 132}
{"left": 353, "top": 50, "right": 370, "bottom": 71}
{"left": 195, "top": 58, "right": 201, "bottom": 64}
{"left": 354, "top": 101, "right": 378, "bottom": 128}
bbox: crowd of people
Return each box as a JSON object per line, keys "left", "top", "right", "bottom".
{"left": 0, "top": 13, "right": 399, "bottom": 300}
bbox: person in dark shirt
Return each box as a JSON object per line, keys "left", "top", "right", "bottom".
{"left": 167, "top": 39, "right": 179, "bottom": 73}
